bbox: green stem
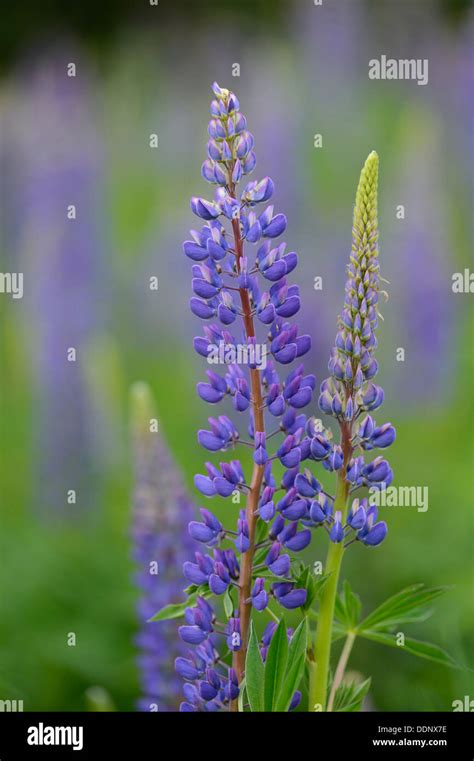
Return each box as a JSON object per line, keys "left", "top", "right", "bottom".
{"left": 264, "top": 606, "right": 280, "bottom": 623}
{"left": 308, "top": 472, "right": 349, "bottom": 711}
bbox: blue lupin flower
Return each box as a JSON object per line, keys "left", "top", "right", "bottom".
{"left": 251, "top": 578, "right": 269, "bottom": 611}
{"left": 189, "top": 508, "right": 224, "bottom": 546}
{"left": 178, "top": 83, "right": 312, "bottom": 709}
{"left": 356, "top": 505, "right": 388, "bottom": 546}
{"left": 298, "top": 152, "right": 395, "bottom": 559}
{"left": 300, "top": 151, "right": 399, "bottom": 712}
{"left": 329, "top": 510, "right": 344, "bottom": 544}
{"left": 159, "top": 89, "right": 450, "bottom": 714}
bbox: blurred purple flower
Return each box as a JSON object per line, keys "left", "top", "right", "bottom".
{"left": 131, "top": 382, "right": 196, "bottom": 712}
{"left": 5, "top": 50, "right": 105, "bottom": 517}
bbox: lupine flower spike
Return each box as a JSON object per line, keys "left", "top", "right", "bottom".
{"left": 305, "top": 151, "right": 397, "bottom": 710}
{"left": 177, "top": 83, "right": 315, "bottom": 711}
{"left": 150, "top": 91, "right": 454, "bottom": 712}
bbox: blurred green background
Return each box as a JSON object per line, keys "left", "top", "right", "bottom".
{"left": 0, "top": 0, "right": 472, "bottom": 711}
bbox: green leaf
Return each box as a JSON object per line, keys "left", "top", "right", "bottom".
{"left": 295, "top": 568, "right": 331, "bottom": 612}
{"left": 253, "top": 546, "right": 271, "bottom": 567}
{"left": 334, "top": 593, "right": 345, "bottom": 624}
{"left": 292, "top": 560, "right": 305, "bottom": 578}
{"left": 346, "top": 581, "right": 361, "bottom": 627}
{"left": 245, "top": 623, "right": 265, "bottom": 712}
{"left": 359, "top": 584, "right": 450, "bottom": 632}
{"left": 183, "top": 582, "right": 216, "bottom": 597}
{"left": 148, "top": 599, "right": 193, "bottom": 622}
{"left": 223, "top": 588, "right": 234, "bottom": 619}
{"left": 304, "top": 578, "right": 318, "bottom": 611}
{"left": 275, "top": 619, "right": 308, "bottom": 712}
{"left": 254, "top": 518, "right": 269, "bottom": 546}
{"left": 336, "top": 580, "right": 361, "bottom": 629}
{"left": 238, "top": 678, "right": 246, "bottom": 713}
{"left": 255, "top": 569, "right": 293, "bottom": 581}
{"left": 288, "top": 618, "right": 308, "bottom": 666}
{"left": 149, "top": 585, "right": 214, "bottom": 622}
{"left": 359, "top": 629, "right": 458, "bottom": 668}
{"left": 332, "top": 677, "right": 371, "bottom": 712}
{"left": 294, "top": 567, "right": 315, "bottom": 611}
{"left": 334, "top": 581, "right": 361, "bottom": 629}
{"left": 264, "top": 617, "right": 288, "bottom": 711}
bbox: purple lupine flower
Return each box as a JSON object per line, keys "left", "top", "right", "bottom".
{"left": 177, "top": 83, "right": 313, "bottom": 709}
{"left": 176, "top": 598, "right": 241, "bottom": 713}
{"left": 356, "top": 505, "right": 387, "bottom": 547}
{"left": 272, "top": 583, "right": 307, "bottom": 610}
{"left": 297, "top": 151, "right": 395, "bottom": 551}
{"left": 131, "top": 382, "right": 196, "bottom": 712}
{"left": 347, "top": 498, "right": 367, "bottom": 531}
{"left": 329, "top": 510, "right": 344, "bottom": 544}
{"left": 251, "top": 578, "right": 269, "bottom": 611}
{"left": 265, "top": 542, "right": 291, "bottom": 578}
{"left": 296, "top": 151, "right": 399, "bottom": 711}
{"left": 189, "top": 508, "right": 224, "bottom": 545}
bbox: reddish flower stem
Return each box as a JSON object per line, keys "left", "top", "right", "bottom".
{"left": 229, "top": 206, "right": 265, "bottom": 710}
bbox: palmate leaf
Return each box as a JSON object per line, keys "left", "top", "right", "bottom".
{"left": 245, "top": 622, "right": 265, "bottom": 712}
{"left": 358, "top": 630, "right": 458, "bottom": 668}
{"left": 358, "top": 584, "right": 450, "bottom": 632}
{"left": 332, "top": 677, "right": 371, "bottom": 712}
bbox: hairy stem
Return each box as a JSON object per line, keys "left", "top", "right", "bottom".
{"left": 327, "top": 631, "right": 356, "bottom": 711}
{"left": 308, "top": 421, "right": 352, "bottom": 711}
{"left": 229, "top": 212, "right": 265, "bottom": 710}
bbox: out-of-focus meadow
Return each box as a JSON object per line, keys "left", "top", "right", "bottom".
{"left": 0, "top": 0, "right": 473, "bottom": 711}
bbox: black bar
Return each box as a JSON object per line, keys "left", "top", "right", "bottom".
{"left": 0, "top": 711, "right": 472, "bottom": 758}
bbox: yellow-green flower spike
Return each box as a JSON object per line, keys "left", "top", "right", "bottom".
{"left": 320, "top": 150, "right": 384, "bottom": 420}
{"left": 352, "top": 150, "right": 379, "bottom": 267}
